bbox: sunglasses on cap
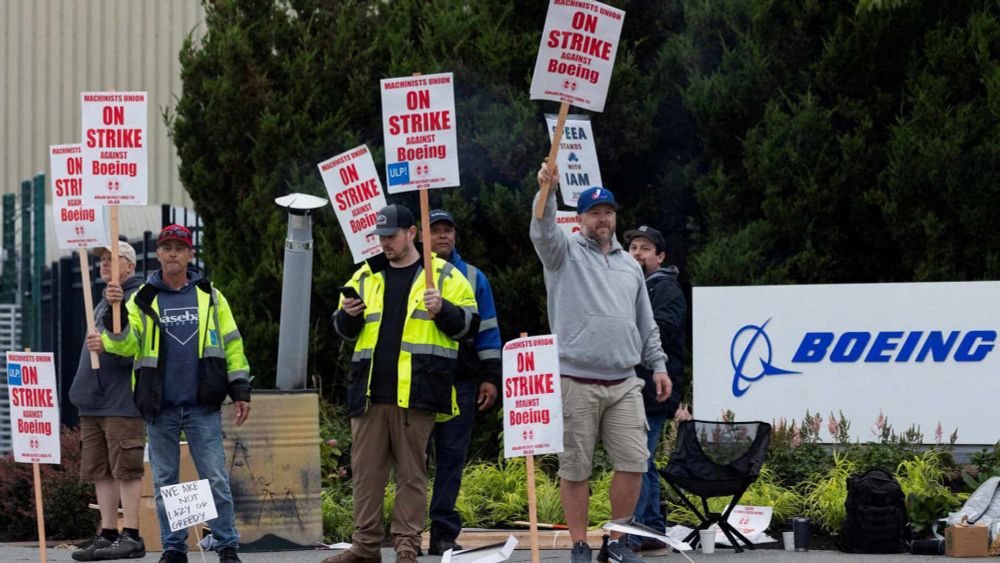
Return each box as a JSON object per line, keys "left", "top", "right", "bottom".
{"left": 158, "top": 224, "right": 193, "bottom": 247}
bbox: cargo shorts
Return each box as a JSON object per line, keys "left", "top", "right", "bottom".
{"left": 79, "top": 416, "right": 145, "bottom": 482}
{"left": 557, "top": 376, "right": 649, "bottom": 481}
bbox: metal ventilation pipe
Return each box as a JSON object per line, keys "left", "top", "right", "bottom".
{"left": 274, "top": 193, "right": 327, "bottom": 390}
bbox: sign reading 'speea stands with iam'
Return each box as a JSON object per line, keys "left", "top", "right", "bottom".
{"left": 81, "top": 91, "right": 148, "bottom": 206}
{"left": 530, "top": 0, "right": 625, "bottom": 112}
{"left": 318, "top": 145, "right": 387, "bottom": 264}
{"left": 380, "top": 72, "right": 460, "bottom": 194}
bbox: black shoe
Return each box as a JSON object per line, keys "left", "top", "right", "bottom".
{"left": 428, "top": 536, "right": 463, "bottom": 556}
{"left": 94, "top": 529, "right": 145, "bottom": 559}
{"left": 217, "top": 547, "right": 242, "bottom": 563}
{"left": 159, "top": 550, "right": 189, "bottom": 563}
{"left": 72, "top": 535, "right": 113, "bottom": 561}
{"left": 571, "top": 540, "right": 592, "bottom": 563}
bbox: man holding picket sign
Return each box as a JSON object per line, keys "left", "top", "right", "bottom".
{"left": 70, "top": 241, "right": 147, "bottom": 561}
{"left": 531, "top": 166, "right": 671, "bottom": 563}
{"left": 328, "top": 204, "right": 478, "bottom": 563}
{"left": 88, "top": 224, "right": 251, "bottom": 563}
{"left": 528, "top": 3, "right": 659, "bottom": 561}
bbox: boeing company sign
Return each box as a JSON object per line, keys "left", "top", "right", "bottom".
{"left": 730, "top": 319, "right": 996, "bottom": 398}
{"left": 696, "top": 282, "right": 1000, "bottom": 444}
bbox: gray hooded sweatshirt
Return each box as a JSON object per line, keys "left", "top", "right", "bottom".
{"left": 530, "top": 190, "right": 667, "bottom": 380}
{"left": 69, "top": 275, "right": 144, "bottom": 417}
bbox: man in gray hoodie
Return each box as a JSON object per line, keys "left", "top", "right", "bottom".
{"left": 531, "top": 164, "right": 671, "bottom": 563}
{"left": 69, "top": 241, "right": 146, "bottom": 561}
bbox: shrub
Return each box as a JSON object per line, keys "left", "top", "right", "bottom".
{"left": 321, "top": 482, "right": 354, "bottom": 543}
{"left": 0, "top": 426, "right": 98, "bottom": 541}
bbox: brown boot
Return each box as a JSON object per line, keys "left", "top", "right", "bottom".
{"left": 395, "top": 551, "right": 418, "bottom": 563}
{"left": 322, "top": 550, "right": 382, "bottom": 563}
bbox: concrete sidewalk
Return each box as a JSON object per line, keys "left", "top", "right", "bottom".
{"left": 0, "top": 544, "right": 989, "bottom": 562}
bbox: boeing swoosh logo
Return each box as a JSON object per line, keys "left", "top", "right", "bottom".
{"left": 731, "top": 319, "right": 800, "bottom": 397}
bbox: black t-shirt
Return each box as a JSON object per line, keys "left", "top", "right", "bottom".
{"left": 370, "top": 261, "right": 420, "bottom": 404}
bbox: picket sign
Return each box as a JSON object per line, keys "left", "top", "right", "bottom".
{"left": 503, "top": 332, "right": 566, "bottom": 563}
{"left": 380, "top": 71, "right": 461, "bottom": 289}
{"left": 543, "top": 114, "right": 603, "bottom": 208}
{"left": 318, "top": 144, "right": 387, "bottom": 263}
{"left": 50, "top": 144, "right": 106, "bottom": 368}
{"left": 161, "top": 479, "right": 217, "bottom": 563}
{"left": 529, "top": 0, "right": 625, "bottom": 218}
{"left": 7, "top": 349, "right": 61, "bottom": 563}
{"left": 81, "top": 90, "right": 148, "bottom": 332}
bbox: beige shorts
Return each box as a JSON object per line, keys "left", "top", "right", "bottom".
{"left": 557, "top": 376, "right": 649, "bottom": 481}
{"left": 79, "top": 416, "right": 145, "bottom": 482}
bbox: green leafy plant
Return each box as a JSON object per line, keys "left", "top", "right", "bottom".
{"left": 322, "top": 481, "right": 354, "bottom": 543}
{"left": 0, "top": 426, "right": 98, "bottom": 541}
{"left": 801, "top": 453, "right": 858, "bottom": 534}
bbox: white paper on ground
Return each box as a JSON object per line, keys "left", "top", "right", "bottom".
{"left": 663, "top": 524, "right": 777, "bottom": 546}
{"left": 442, "top": 535, "right": 517, "bottom": 563}
{"left": 602, "top": 517, "right": 692, "bottom": 551}
{"left": 317, "top": 542, "right": 353, "bottom": 550}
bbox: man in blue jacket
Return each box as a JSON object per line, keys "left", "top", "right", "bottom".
{"left": 624, "top": 225, "right": 687, "bottom": 551}
{"left": 425, "top": 209, "right": 502, "bottom": 555}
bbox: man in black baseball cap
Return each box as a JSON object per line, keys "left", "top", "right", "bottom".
{"left": 624, "top": 224, "right": 687, "bottom": 552}
{"left": 371, "top": 204, "right": 417, "bottom": 263}
{"left": 330, "top": 203, "right": 479, "bottom": 563}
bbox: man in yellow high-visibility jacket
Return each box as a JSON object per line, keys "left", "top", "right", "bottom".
{"left": 324, "top": 204, "right": 478, "bottom": 563}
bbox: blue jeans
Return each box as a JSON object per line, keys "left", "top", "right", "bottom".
{"left": 147, "top": 405, "right": 239, "bottom": 553}
{"left": 633, "top": 412, "right": 669, "bottom": 538}
{"left": 427, "top": 379, "right": 478, "bottom": 541}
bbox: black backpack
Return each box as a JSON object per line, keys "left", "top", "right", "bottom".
{"left": 837, "top": 468, "right": 909, "bottom": 553}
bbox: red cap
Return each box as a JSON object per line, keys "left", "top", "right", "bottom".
{"left": 157, "top": 224, "right": 193, "bottom": 248}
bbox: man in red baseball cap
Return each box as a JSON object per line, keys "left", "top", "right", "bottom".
{"left": 89, "top": 223, "right": 250, "bottom": 563}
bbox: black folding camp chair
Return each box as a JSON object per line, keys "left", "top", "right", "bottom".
{"left": 658, "top": 420, "right": 772, "bottom": 553}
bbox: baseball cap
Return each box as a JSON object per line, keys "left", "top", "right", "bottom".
{"left": 624, "top": 225, "right": 667, "bottom": 253}
{"left": 372, "top": 204, "right": 416, "bottom": 236}
{"left": 94, "top": 241, "right": 137, "bottom": 263}
{"left": 157, "top": 224, "right": 194, "bottom": 248}
{"left": 576, "top": 186, "right": 618, "bottom": 214}
{"left": 428, "top": 209, "right": 456, "bottom": 227}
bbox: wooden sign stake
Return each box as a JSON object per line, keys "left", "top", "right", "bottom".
{"left": 519, "top": 332, "right": 541, "bottom": 563}
{"left": 534, "top": 102, "right": 570, "bottom": 219}
{"left": 78, "top": 251, "right": 100, "bottom": 368}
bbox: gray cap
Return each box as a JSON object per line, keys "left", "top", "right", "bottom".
{"left": 372, "top": 204, "right": 416, "bottom": 236}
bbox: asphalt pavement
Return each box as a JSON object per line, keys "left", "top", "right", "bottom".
{"left": 0, "top": 544, "right": 994, "bottom": 562}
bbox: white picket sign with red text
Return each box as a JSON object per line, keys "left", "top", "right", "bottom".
{"left": 6, "top": 352, "right": 61, "bottom": 465}
{"left": 530, "top": 0, "right": 625, "bottom": 112}
{"left": 380, "top": 72, "right": 460, "bottom": 193}
{"left": 81, "top": 91, "right": 148, "bottom": 205}
{"left": 502, "top": 335, "right": 563, "bottom": 458}
{"left": 50, "top": 144, "right": 109, "bottom": 249}
{"left": 319, "top": 145, "right": 388, "bottom": 263}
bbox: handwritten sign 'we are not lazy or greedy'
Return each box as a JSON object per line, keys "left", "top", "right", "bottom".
{"left": 160, "top": 479, "right": 218, "bottom": 532}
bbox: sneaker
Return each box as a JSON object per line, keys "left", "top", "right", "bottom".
{"left": 597, "top": 536, "right": 646, "bottom": 563}
{"left": 158, "top": 551, "right": 189, "bottom": 563}
{"left": 322, "top": 550, "right": 383, "bottom": 563}
{"left": 395, "top": 551, "right": 418, "bottom": 563}
{"left": 570, "top": 540, "right": 592, "bottom": 563}
{"left": 217, "top": 547, "right": 241, "bottom": 563}
{"left": 72, "top": 535, "right": 113, "bottom": 561}
{"left": 93, "top": 529, "right": 145, "bottom": 559}
{"left": 428, "top": 536, "right": 463, "bottom": 556}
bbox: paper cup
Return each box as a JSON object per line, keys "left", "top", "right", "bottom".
{"left": 699, "top": 529, "right": 716, "bottom": 554}
{"left": 783, "top": 531, "right": 795, "bottom": 551}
